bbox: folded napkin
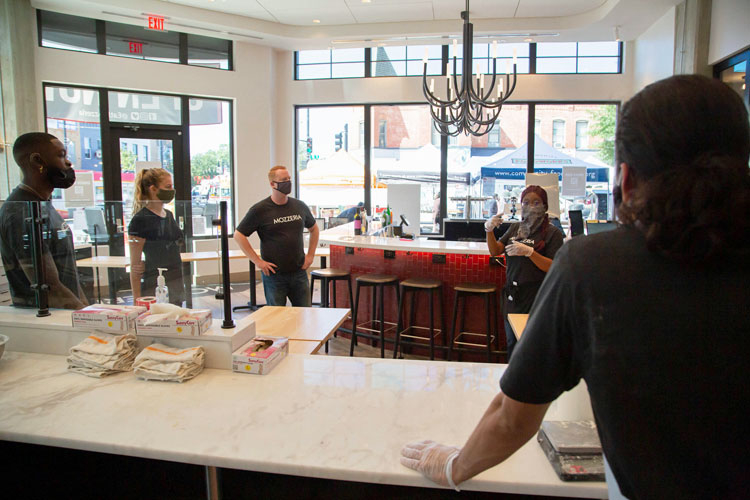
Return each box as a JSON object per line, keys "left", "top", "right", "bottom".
{"left": 133, "top": 343, "right": 205, "bottom": 383}
{"left": 141, "top": 303, "right": 192, "bottom": 325}
{"left": 67, "top": 332, "right": 137, "bottom": 378}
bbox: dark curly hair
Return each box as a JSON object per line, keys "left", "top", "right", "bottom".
{"left": 615, "top": 75, "right": 750, "bottom": 264}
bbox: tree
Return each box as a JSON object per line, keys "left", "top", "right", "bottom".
{"left": 190, "top": 144, "right": 230, "bottom": 186}
{"left": 588, "top": 106, "right": 617, "bottom": 166}
{"left": 120, "top": 150, "right": 136, "bottom": 173}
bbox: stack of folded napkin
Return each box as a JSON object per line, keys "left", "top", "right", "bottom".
{"left": 133, "top": 343, "right": 205, "bottom": 383}
{"left": 67, "top": 332, "right": 137, "bottom": 378}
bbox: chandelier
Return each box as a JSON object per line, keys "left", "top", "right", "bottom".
{"left": 422, "top": 0, "right": 518, "bottom": 137}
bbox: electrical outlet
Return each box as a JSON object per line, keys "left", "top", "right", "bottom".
{"left": 345, "top": 247, "right": 354, "bottom": 255}
{"left": 384, "top": 250, "right": 396, "bottom": 259}
{"left": 432, "top": 254, "right": 446, "bottom": 264}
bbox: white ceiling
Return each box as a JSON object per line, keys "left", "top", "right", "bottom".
{"left": 32, "top": 0, "right": 683, "bottom": 50}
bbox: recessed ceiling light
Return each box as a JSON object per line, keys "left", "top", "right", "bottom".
{"left": 313, "top": 19, "right": 321, "bottom": 23}
{"left": 524, "top": 38, "right": 533, "bottom": 42}
{"left": 362, "top": 0, "right": 371, "bottom": 3}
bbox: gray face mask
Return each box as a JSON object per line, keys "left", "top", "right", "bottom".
{"left": 517, "top": 205, "right": 546, "bottom": 239}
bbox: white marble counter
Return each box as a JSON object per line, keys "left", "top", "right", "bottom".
{"left": 0, "top": 350, "right": 606, "bottom": 498}
{"left": 319, "top": 225, "right": 491, "bottom": 256}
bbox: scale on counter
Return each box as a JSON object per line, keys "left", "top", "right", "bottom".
{"left": 537, "top": 421, "right": 605, "bottom": 481}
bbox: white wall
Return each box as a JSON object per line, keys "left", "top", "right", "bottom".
{"left": 272, "top": 47, "right": 637, "bottom": 171}
{"left": 709, "top": 0, "right": 750, "bottom": 64}
{"left": 633, "top": 6, "right": 676, "bottom": 93}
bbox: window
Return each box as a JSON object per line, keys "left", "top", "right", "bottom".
{"left": 576, "top": 120, "right": 589, "bottom": 149}
{"left": 132, "top": 144, "right": 138, "bottom": 156}
{"left": 296, "top": 49, "right": 365, "bottom": 80}
{"left": 378, "top": 120, "right": 387, "bottom": 148}
{"left": 143, "top": 145, "right": 149, "bottom": 161}
{"left": 39, "top": 11, "right": 97, "bottom": 53}
{"left": 552, "top": 120, "right": 565, "bottom": 148}
{"left": 431, "top": 124, "right": 441, "bottom": 147}
{"left": 534, "top": 119, "right": 541, "bottom": 136}
{"left": 84, "top": 137, "right": 92, "bottom": 159}
{"left": 371, "top": 45, "right": 442, "bottom": 77}
{"left": 537, "top": 42, "right": 621, "bottom": 74}
{"left": 358, "top": 121, "right": 365, "bottom": 150}
{"left": 38, "top": 10, "right": 232, "bottom": 70}
{"left": 488, "top": 124, "right": 501, "bottom": 148}
{"left": 295, "top": 106, "right": 366, "bottom": 225}
{"left": 108, "top": 91, "right": 182, "bottom": 126}
{"left": 452, "top": 43, "right": 531, "bottom": 75}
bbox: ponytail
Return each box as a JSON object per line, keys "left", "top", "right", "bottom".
{"left": 617, "top": 154, "right": 750, "bottom": 264}
{"left": 133, "top": 168, "right": 170, "bottom": 214}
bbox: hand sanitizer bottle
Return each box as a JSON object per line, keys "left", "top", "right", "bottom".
{"left": 155, "top": 268, "right": 169, "bottom": 304}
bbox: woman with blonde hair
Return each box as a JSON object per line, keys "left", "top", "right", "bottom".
{"left": 128, "top": 167, "right": 185, "bottom": 305}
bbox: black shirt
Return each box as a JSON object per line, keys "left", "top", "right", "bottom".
{"left": 236, "top": 196, "right": 315, "bottom": 273}
{"left": 499, "top": 221, "right": 564, "bottom": 286}
{"left": 0, "top": 186, "right": 81, "bottom": 307}
{"left": 500, "top": 225, "right": 749, "bottom": 499}
{"left": 128, "top": 208, "right": 184, "bottom": 304}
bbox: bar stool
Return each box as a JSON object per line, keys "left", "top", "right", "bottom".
{"left": 349, "top": 274, "right": 400, "bottom": 359}
{"left": 393, "top": 278, "right": 445, "bottom": 361}
{"left": 310, "top": 268, "right": 353, "bottom": 353}
{"left": 448, "top": 282, "right": 499, "bottom": 363}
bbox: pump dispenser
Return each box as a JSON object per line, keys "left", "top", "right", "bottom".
{"left": 155, "top": 268, "right": 169, "bottom": 304}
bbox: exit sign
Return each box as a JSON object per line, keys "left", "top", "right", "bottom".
{"left": 128, "top": 41, "right": 143, "bottom": 54}
{"left": 147, "top": 16, "right": 166, "bottom": 31}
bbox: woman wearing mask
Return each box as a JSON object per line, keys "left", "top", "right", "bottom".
{"left": 485, "top": 185, "right": 563, "bottom": 359}
{"left": 128, "top": 168, "right": 185, "bottom": 305}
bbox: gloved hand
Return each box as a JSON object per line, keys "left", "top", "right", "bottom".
{"left": 484, "top": 215, "right": 503, "bottom": 233}
{"left": 506, "top": 242, "right": 533, "bottom": 257}
{"left": 400, "top": 440, "right": 461, "bottom": 489}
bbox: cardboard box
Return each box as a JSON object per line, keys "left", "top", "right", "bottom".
{"left": 135, "top": 309, "right": 212, "bottom": 336}
{"left": 232, "top": 336, "right": 288, "bottom": 375}
{"left": 72, "top": 304, "right": 147, "bottom": 333}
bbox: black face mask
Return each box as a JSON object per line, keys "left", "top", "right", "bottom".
{"left": 47, "top": 166, "right": 76, "bottom": 189}
{"left": 274, "top": 180, "right": 292, "bottom": 195}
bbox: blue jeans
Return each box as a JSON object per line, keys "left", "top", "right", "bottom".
{"left": 261, "top": 269, "right": 311, "bottom": 307}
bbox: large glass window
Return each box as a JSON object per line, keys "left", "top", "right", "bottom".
{"left": 39, "top": 10, "right": 98, "bottom": 53}
{"left": 447, "top": 105, "right": 529, "bottom": 221}
{"left": 371, "top": 45, "right": 442, "bottom": 77}
{"left": 535, "top": 104, "right": 617, "bottom": 223}
{"left": 452, "top": 43, "right": 531, "bottom": 75}
{"left": 108, "top": 91, "right": 182, "bottom": 126}
{"left": 537, "top": 42, "right": 621, "bottom": 74}
{"left": 189, "top": 99, "right": 233, "bottom": 236}
{"left": 296, "top": 106, "right": 366, "bottom": 223}
{"left": 297, "top": 49, "right": 365, "bottom": 80}
{"left": 371, "top": 105, "right": 441, "bottom": 234}
{"left": 187, "top": 34, "right": 232, "bottom": 70}
{"left": 106, "top": 21, "right": 180, "bottom": 63}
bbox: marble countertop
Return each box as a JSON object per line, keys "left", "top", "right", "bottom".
{"left": 0, "top": 350, "right": 606, "bottom": 498}
{"left": 319, "top": 225, "right": 491, "bottom": 256}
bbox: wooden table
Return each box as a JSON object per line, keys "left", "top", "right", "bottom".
{"left": 249, "top": 305, "right": 349, "bottom": 355}
{"left": 507, "top": 313, "right": 529, "bottom": 341}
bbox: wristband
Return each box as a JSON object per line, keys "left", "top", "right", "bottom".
{"left": 445, "top": 451, "right": 461, "bottom": 492}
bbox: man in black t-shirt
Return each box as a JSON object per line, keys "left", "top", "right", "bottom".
{"left": 0, "top": 132, "right": 87, "bottom": 309}
{"left": 234, "top": 166, "right": 318, "bottom": 307}
{"left": 399, "top": 76, "right": 750, "bottom": 499}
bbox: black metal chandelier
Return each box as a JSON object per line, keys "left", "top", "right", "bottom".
{"left": 423, "top": 0, "right": 518, "bottom": 137}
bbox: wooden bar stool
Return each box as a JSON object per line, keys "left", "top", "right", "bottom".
{"left": 448, "top": 282, "right": 499, "bottom": 363}
{"left": 393, "top": 278, "right": 445, "bottom": 360}
{"left": 310, "top": 268, "right": 353, "bottom": 353}
{"left": 349, "top": 274, "right": 400, "bottom": 359}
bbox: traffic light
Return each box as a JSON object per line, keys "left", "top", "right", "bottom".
{"left": 334, "top": 132, "right": 343, "bottom": 152}
{"left": 306, "top": 137, "right": 312, "bottom": 154}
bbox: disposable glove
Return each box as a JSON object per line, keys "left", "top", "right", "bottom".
{"left": 400, "top": 440, "right": 461, "bottom": 490}
{"left": 506, "top": 242, "right": 533, "bottom": 257}
{"left": 484, "top": 215, "right": 503, "bottom": 233}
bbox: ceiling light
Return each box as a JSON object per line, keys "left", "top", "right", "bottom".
{"left": 423, "top": 0, "right": 518, "bottom": 138}
{"left": 362, "top": 0, "right": 371, "bottom": 3}
{"left": 313, "top": 19, "right": 321, "bottom": 24}
{"left": 524, "top": 38, "right": 533, "bottom": 42}
{"left": 614, "top": 26, "right": 622, "bottom": 42}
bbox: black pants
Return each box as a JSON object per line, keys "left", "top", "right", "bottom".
{"left": 502, "top": 281, "right": 542, "bottom": 361}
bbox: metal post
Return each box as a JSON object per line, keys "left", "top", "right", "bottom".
{"left": 204, "top": 465, "right": 221, "bottom": 500}
{"left": 214, "top": 201, "right": 235, "bottom": 329}
{"left": 29, "top": 202, "right": 50, "bottom": 317}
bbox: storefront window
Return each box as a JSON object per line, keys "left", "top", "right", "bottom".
{"left": 296, "top": 106, "right": 366, "bottom": 225}
{"left": 370, "top": 104, "right": 440, "bottom": 234}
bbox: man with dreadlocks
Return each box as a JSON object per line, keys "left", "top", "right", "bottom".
{"left": 484, "top": 185, "right": 563, "bottom": 360}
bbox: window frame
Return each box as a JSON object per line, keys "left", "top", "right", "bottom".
{"left": 37, "top": 9, "right": 233, "bottom": 71}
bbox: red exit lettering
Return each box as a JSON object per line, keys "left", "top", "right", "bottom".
{"left": 147, "top": 16, "right": 165, "bottom": 31}
{"left": 128, "top": 41, "right": 143, "bottom": 54}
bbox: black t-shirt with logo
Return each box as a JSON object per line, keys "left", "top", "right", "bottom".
{"left": 128, "top": 208, "right": 185, "bottom": 304}
{"left": 0, "top": 186, "right": 81, "bottom": 307}
{"left": 500, "top": 226, "right": 750, "bottom": 499}
{"left": 236, "top": 196, "right": 315, "bottom": 273}
{"left": 499, "top": 221, "right": 564, "bottom": 285}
